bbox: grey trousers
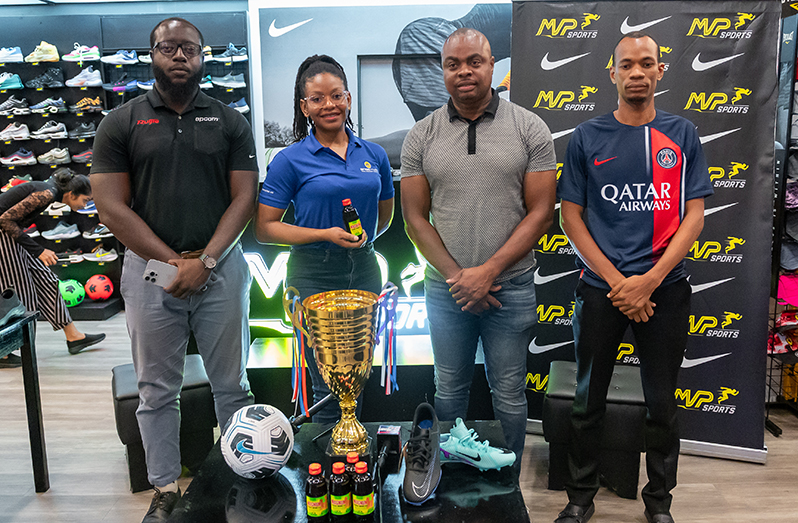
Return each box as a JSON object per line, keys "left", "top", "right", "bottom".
{"left": 121, "top": 245, "right": 254, "bottom": 487}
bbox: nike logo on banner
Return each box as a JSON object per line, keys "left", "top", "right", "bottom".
{"left": 699, "top": 128, "right": 740, "bottom": 144}
{"left": 534, "top": 268, "right": 580, "bottom": 285}
{"left": 529, "top": 337, "right": 573, "bottom": 354}
{"left": 692, "top": 52, "right": 744, "bottom": 72}
{"left": 654, "top": 90, "right": 669, "bottom": 97}
{"left": 704, "top": 202, "right": 739, "bottom": 217}
{"left": 690, "top": 277, "right": 735, "bottom": 294}
{"left": 540, "top": 51, "right": 591, "bottom": 71}
{"left": 269, "top": 18, "right": 313, "bottom": 37}
{"left": 552, "top": 128, "right": 575, "bottom": 140}
{"left": 594, "top": 156, "right": 617, "bottom": 166}
{"left": 681, "top": 352, "right": 731, "bottom": 368}
{"left": 620, "top": 15, "right": 672, "bottom": 34}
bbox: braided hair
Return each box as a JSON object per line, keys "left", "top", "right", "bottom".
{"left": 52, "top": 167, "right": 91, "bottom": 196}
{"left": 292, "top": 54, "right": 353, "bottom": 142}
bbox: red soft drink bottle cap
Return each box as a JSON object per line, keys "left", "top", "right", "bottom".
{"left": 332, "top": 462, "right": 345, "bottom": 474}
{"left": 355, "top": 461, "right": 368, "bottom": 474}
{"left": 309, "top": 463, "right": 322, "bottom": 475}
{"left": 346, "top": 451, "right": 359, "bottom": 464}
{"left": 342, "top": 198, "right": 351, "bottom": 206}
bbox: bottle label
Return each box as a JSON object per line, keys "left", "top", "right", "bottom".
{"left": 330, "top": 493, "right": 352, "bottom": 515}
{"left": 353, "top": 492, "right": 374, "bottom": 515}
{"left": 307, "top": 495, "right": 329, "bottom": 517}
{"left": 347, "top": 219, "right": 363, "bottom": 237}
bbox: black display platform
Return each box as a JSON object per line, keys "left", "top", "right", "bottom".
{"left": 68, "top": 296, "right": 123, "bottom": 321}
{"left": 168, "top": 421, "right": 529, "bottom": 523}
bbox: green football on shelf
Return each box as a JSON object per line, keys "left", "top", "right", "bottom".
{"left": 59, "top": 279, "right": 85, "bottom": 307}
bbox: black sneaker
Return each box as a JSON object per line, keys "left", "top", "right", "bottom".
{"left": 0, "top": 353, "right": 22, "bottom": 368}
{"left": 67, "top": 332, "right": 105, "bottom": 355}
{"left": 403, "top": 402, "right": 442, "bottom": 505}
{"left": 68, "top": 121, "right": 96, "bottom": 139}
{"left": 142, "top": 487, "right": 181, "bottom": 522}
{"left": 24, "top": 67, "right": 64, "bottom": 89}
{"left": 0, "top": 288, "right": 26, "bottom": 327}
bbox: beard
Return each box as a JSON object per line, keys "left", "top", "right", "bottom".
{"left": 152, "top": 61, "right": 204, "bottom": 102}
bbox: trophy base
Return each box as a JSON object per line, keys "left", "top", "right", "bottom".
{"left": 326, "top": 436, "right": 372, "bottom": 472}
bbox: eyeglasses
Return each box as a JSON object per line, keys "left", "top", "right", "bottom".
{"left": 303, "top": 91, "right": 349, "bottom": 108}
{"left": 152, "top": 41, "right": 202, "bottom": 58}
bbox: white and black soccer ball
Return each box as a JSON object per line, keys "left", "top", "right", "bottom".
{"left": 221, "top": 404, "right": 294, "bottom": 479}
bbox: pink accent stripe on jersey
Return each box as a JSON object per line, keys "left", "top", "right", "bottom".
{"left": 650, "top": 127, "right": 682, "bottom": 260}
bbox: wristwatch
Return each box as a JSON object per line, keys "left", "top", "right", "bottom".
{"left": 199, "top": 253, "right": 217, "bottom": 270}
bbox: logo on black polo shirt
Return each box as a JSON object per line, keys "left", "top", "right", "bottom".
{"left": 195, "top": 116, "right": 220, "bottom": 122}
{"left": 710, "top": 161, "right": 748, "bottom": 189}
{"left": 536, "top": 13, "right": 600, "bottom": 38}
{"left": 687, "top": 13, "right": 756, "bottom": 39}
{"left": 657, "top": 148, "right": 678, "bottom": 169}
{"left": 684, "top": 88, "right": 751, "bottom": 114}
{"left": 136, "top": 119, "right": 159, "bottom": 125}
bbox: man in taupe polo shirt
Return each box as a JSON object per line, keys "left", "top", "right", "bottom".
{"left": 400, "top": 28, "right": 557, "bottom": 470}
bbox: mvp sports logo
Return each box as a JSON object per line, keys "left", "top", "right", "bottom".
{"left": 536, "top": 13, "right": 601, "bottom": 38}
{"left": 686, "top": 13, "right": 757, "bottom": 39}
{"left": 687, "top": 237, "right": 745, "bottom": 263}
{"left": 526, "top": 372, "right": 549, "bottom": 393}
{"left": 533, "top": 86, "right": 598, "bottom": 111}
{"left": 684, "top": 88, "right": 752, "bottom": 114}
{"left": 675, "top": 386, "right": 740, "bottom": 415}
{"left": 689, "top": 311, "right": 743, "bottom": 339}
{"left": 709, "top": 161, "right": 748, "bottom": 189}
{"left": 535, "top": 233, "right": 574, "bottom": 255}
{"left": 537, "top": 302, "right": 575, "bottom": 326}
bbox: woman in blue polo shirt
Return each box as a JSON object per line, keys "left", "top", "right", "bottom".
{"left": 256, "top": 54, "right": 394, "bottom": 424}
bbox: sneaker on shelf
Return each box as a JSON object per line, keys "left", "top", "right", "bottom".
{"left": 439, "top": 418, "right": 516, "bottom": 471}
{"left": 136, "top": 78, "right": 155, "bottom": 90}
{"left": 228, "top": 97, "right": 249, "bottom": 114}
{"left": 30, "top": 97, "right": 67, "bottom": 114}
{"left": 0, "top": 72, "right": 24, "bottom": 90}
{"left": 199, "top": 75, "right": 213, "bottom": 90}
{"left": 77, "top": 201, "right": 97, "bottom": 215}
{"left": 138, "top": 53, "right": 152, "bottom": 64}
{"left": 43, "top": 202, "right": 70, "bottom": 216}
{"left": 23, "top": 223, "right": 39, "bottom": 237}
{"left": 69, "top": 96, "right": 103, "bottom": 113}
{"left": 202, "top": 45, "right": 213, "bottom": 62}
{"left": 212, "top": 43, "right": 248, "bottom": 62}
{"left": 24, "top": 67, "right": 65, "bottom": 89}
{"left": 61, "top": 43, "right": 100, "bottom": 62}
{"left": 71, "top": 149, "right": 93, "bottom": 164}
{"left": 68, "top": 122, "right": 96, "bottom": 139}
{"left": 83, "top": 245, "right": 118, "bottom": 262}
{"left": 31, "top": 120, "right": 68, "bottom": 140}
{"left": 0, "top": 149, "right": 36, "bottom": 166}
{"left": 102, "top": 73, "right": 138, "bottom": 92}
{"left": 2, "top": 174, "right": 33, "bottom": 192}
{"left": 403, "top": 402, "right": 442, "bottom": 505}
{"left": 42, "top": 221, "right": 80, "bottom": 240}
{"left": 100, "top": 49, "right": 138, "bottom": 65}
{"left": 56, "top": 249, "right": 84, "bottom": 264}
{"left": 83, "top": 223, "right": 114, "bottom": 238}
{"left": 210, "top": 73, "right": 246, "bottom": 88}
{"left": 101, "top": 105, "right": 122, "bottom": 116}
{"left": 65, "top": 65, "right": 102, "bottom": 87}
{"left": 37, "top": 147, "right": 70, "bottom": 165}
{"left": 0, "top": 122, "right": 30, "bottom": 141}
{"left": 24, "top": 41, "right": 59, "bottom": 63}
{"left": 0, "top": 95, "right": 29, "bottom": 116}
{"left": 0, "top": 47, "right": 24, "bottom": 63}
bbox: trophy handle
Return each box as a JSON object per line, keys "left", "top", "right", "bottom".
{"left": 283, "top": 286, "right": 310, "bottom": 338}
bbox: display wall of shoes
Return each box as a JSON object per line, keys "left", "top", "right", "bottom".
{"left": 33, "top": 202, "right": 119, "bottom": 268}
{"left": 0, "top": 51, "right": 103, "bottom": 185}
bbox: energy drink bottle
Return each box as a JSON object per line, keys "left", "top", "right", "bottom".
{"left": 306, "top": 462, "right": 330, "bottom": 521}
{"left": 342, "top": 199, "right": 363, "bottom": 240}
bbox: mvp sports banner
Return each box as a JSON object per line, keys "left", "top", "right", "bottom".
{"left": 512, "top": 0, "right": 779, "bottom": 459}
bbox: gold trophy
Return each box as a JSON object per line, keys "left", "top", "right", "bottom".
{"left": 283, "top": 287, "right": 379, "bottom": 455}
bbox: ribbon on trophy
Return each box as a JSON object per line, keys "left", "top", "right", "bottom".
{"left": 283, "top": 288, "right": 311, "bottom": 418}
{"left": 376, "top": 282, "right": 399, "bottom": 395}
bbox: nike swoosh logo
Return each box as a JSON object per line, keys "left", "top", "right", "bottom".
{"left": 534, "top": 268, "right": 580, "bottom": 285}
{"left": 681, "top": 352, "right": 731, "bottom": 368}
{"left": 540, "top": 51, "right": 591, "bottom": 71}
{"left": 692, "top": 52, "right": 744, "bottom": 72}
{"left": 620, "top": 15, "right": 672, "bottom": 34}
{"left": 249, "top": 154, "right": 256, "bottom": 158}
{"left": 690, "top": 277, "right": 735, "bottom": 294}
{"left": 594, "top": 156, "right": 616, "bottom": 166}
{"left": 699, "top": 128, "right": 740, "bottom": 144}
{"left": 704, "top": 202, "right": 739, "bottom": 217}
{"left": 551, "top": 128, "right": 575, "bottom": 140}
{"left": 529, "top": 337, "right": 573, "bottom": 354}
{"left": 268, "top": 18, "right": 313, "bottom": 38}
{"left": 235, "top": 440, "right": 275, "bottom": 455}
{"left": 654, "top": 90, "right": 669, "bottom": 97}
{"left": 412, "top": 481, "right": 431, "bottom": 495}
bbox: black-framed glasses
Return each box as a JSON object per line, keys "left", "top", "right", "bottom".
{"left": 303, "top": 91, "right": 349, "bottom": 108}
{"left": 152, "top": 41, "right": 202, "bottom": 58}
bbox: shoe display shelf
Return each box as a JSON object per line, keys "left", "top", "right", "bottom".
{"left": 98, "top": 52, "right": 151, "bottom": 114}
{"left": 0, "top": 59, "right": 103, "bottom": 187}
{"left": 202, "top": 44, "right": 252, "bottom": 124}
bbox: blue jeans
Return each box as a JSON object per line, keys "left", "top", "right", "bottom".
{"left": 424, "top": 270, "right": 536, "bottom": 467}
{"left": 286, "top": 244, "right": 381, "bottom": 425}
{"left": 121, "top": 246, "right": 254, "bottom": 487}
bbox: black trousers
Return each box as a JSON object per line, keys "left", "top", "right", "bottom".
{"left": 566, "top": 278, "right": 691, "bottom": 515}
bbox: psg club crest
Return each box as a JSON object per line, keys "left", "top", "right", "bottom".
{"left": 656, "top": 148, "right": 678, "bottom": 169}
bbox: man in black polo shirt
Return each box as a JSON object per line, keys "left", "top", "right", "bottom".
{"left": 91, "top": 18, "right": 257, "bottom": 523}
